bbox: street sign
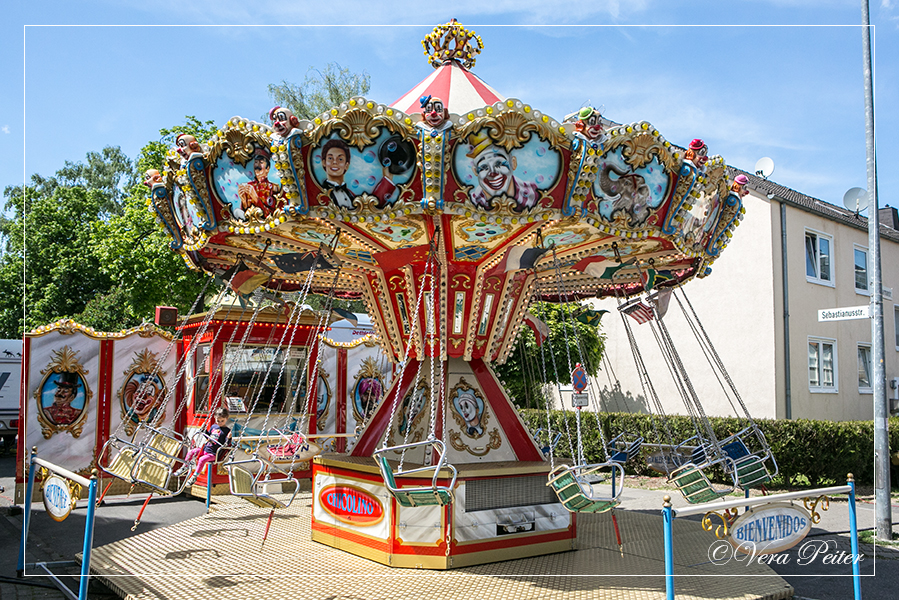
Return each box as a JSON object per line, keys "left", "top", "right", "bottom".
{"left": 571, "top": 364, "right": 588, "bottom": 393}
{"left": 571, "top": 393, "right": 589, "bottom": 408}
{"left": 817, "top": 305, "right": 871, "bottom": 322}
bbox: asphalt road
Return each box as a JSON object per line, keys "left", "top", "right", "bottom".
{"left": 2, "top": 450, "right": 898, "bottom": 599}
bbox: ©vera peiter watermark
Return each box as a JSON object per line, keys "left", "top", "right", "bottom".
{"left": 709, "top": 538, "right": 864, "bottom": 567}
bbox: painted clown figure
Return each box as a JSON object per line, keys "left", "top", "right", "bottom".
{"left": 466, "top": 131, "right": 538, "bottom": 212}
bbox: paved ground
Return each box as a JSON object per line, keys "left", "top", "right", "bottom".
{"left": 1, "top": 451, "right": 897, "bottom": 599}
{"left": 0, "top": 454, "right": 209, "bottom": 599}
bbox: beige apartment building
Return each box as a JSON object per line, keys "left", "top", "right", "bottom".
{"left": 593, "top": 170, "right": 899, "bottom": 423}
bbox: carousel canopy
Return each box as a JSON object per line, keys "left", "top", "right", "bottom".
{"left": 145, "top": 20, "right": 748, "bottom": 366}
{"left": 391, "top": 60, "right": 504, "bottom": 116}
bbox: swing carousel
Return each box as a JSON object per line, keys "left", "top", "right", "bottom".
{"left": 143, "top": 20, "right": 753, "bottom": 568}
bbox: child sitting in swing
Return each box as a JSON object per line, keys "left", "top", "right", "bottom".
{"left": 178, "top": 407, "right": 232, "bottom": 486}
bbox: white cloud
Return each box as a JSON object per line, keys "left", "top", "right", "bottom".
{"left": 1, "top": 125, "right": 9, "bottom": 134}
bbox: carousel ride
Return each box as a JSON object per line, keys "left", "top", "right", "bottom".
{"left": 141, "top": 20, "right": 758, "bottom": 568}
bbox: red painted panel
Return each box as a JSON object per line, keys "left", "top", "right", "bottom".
{"left": 336, "top": 347, "right": 348, "bottom": 452}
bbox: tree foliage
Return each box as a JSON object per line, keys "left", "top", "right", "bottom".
{"left": 267, "top": 62, "right": 371, "bottom": 120}
{"left": 0, "top": 118, "right": 217, "bottom": 337}
{"left": 493, "top": 302, "right": 605, "bottom": 410}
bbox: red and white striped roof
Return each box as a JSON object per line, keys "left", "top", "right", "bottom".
{"left": 391, "top": 61, "right": 504, "bottom": 115}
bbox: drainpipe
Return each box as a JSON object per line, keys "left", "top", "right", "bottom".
{"left": 780, "top": 200, "right": 792, "bottom": 419}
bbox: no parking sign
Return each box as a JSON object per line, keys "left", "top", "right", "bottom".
{"left": 571, "top": 364, "right": 589, "bottom": 408}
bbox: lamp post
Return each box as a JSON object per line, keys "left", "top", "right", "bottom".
{"left": 860, "top": 0, "right": 892, "bottom": 541}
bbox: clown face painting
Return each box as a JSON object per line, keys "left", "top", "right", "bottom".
{"left": 118, "top": 349, "right": 167, "bottom": 436}
{"left": 449, "top": 379, "right": 488, "bottom": 439}
{"left": 453, "top": 128, "right": 561, "bottom": 212}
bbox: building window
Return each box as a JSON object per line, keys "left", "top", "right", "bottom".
{"left": 895, "top": 305, "right": 899, "bottom": 350}
{"left": 805, "top": 231, "right": 833, "bottom": 285}
{"left": 808, "top": 337, "right": 838, "bottom": 392}
{"left": 857, "top": 344, "right": 872, "bottom": 393}
{"left": 854, "top": 246, "right": 868, "bottom": 293}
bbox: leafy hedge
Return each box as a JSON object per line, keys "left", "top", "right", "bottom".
{"left": 520, "top": 409, "right": 899, "bottom": 487}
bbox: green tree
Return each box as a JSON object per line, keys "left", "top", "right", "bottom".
{"left": 0, "top": 117, "right": 217, "bottom": 337}
{"left": 267, "top": 62, "right": 371, "bottom": 120}
{"left": 493, "top": 302, "right": 605, "bottom": 410}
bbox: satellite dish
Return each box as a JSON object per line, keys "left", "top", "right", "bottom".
{"left": 843, "top": 187, "right": 869, "bottom": 215}
{"left": 754, "top": 157, "right": 775, "bottom": 179}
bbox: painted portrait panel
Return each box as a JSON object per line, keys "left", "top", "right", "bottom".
{"left": 452, "top": 130, "right": 561, "bottom": 212}
{"left": 592, "top": 147, "right": 670, "bottom": 227}
{"left": 212, "top": 143, "right": 285, "bottom": 221}
{"left": 310, "top": 131, "right": 416, "bottom": 210}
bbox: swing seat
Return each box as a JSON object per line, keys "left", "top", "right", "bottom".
{"left": 547, "top": 463, "right": 623, "bottom": 514}
{"left": 733, "top": 455, "right": 771, "bottom": 488}
{"left": 131, "top": 455, "right": 173, "bottom": 494}
{"left": 719, "top": 430, "right": 776, "bottom": 489}
{"left": 99, "top": 441, "right": 138, "bottom": 482}
{"left": 225, "top": 457, "right": 299, "bottom": 510}
{"left": 668, "top": 457, "right": 736, "bottom": 504}
{"left": 373, "top": 439, "right": 457, "bottom": 508}
{"left": 608, "top": 434, "right": 644, "bottom": 464}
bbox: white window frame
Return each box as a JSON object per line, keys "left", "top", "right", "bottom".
{"left": 894, "top": 305, "right": 899, "bottom": 351}
{"left": 857, "top": 343, "right": 873, "bottom": 394}
{"left": 853, "top": 244, "right": 869, "bottom": 296}
{"left": 805, "top": 229, "right": 834, "bottom": 287}
{"left": 808, "top": 336, "right": 838, "bottom": 393}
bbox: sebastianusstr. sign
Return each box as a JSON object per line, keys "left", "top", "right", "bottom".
{"left": 817, "top": 305, "right": 870, "bottom": 322}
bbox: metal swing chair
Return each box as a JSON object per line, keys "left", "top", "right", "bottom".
{"left": 637, "top": 292, "right": 739, "bottom": 504}
{"left": 374, "top": 244, "right": 458, "bottom": 508}
{"left": 98, "top": 274, "right": 231, "bottom": 499}
{"left": 541, "top": 253, "right": 625, "bottom": 514}
{"left": 671, "top": 288, "right": 778, "bottom": 489}
{"left": 222, "top": 247, "right": 341, "bottom": 512}
{"left": 598, "top": 356, "right": 644, "bottom": 466}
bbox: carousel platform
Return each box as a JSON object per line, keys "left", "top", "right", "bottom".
{"left": 87, "top": 491, "right": 793, "bottom": 600}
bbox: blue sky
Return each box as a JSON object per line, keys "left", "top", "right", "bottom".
{"left": 1, "top": 1, "right": 897, "bottom": 211}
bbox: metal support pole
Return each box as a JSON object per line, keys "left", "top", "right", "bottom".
{"left": 206, "top": 462, "right": 212, "bottom": 513}
{"left": 848, "top": 474, "right": 862, "bottom": 600}
{"left": 861, "top": 0, "right": 892, "bottom": 541}
{"left": 78, "top": 470, "right": 98, "bottom": 600}
{"left": 663, "top": 495, "right": 674, "bottom": 600}
{"left": 18, "top": 446, "right": 37, "bottom": 576}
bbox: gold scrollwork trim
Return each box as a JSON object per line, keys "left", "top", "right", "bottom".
{"left": 456, "top": 109, "right": 568, "bottom": 152}
{"left": 802, "top": 495, "right": 831, "bottom": 524}
{"left": 28, "top": 319, "right": 173, "bottom": 341}
{"left": 451, "top": 274, "right": 471, "bottom": 290}
{"left": 309, "top": 108, "right": 414, "bottom": 149}
{"left": 702, "top": 507, "right": 739, "bottom": 540}
{"left": 605, "top": 128, "right": 679, "bottom": 172}
{"left": 449, "top": 428, "right": 502, "bottom": 457}
{"left": 206, "top": 119, "right": 272, "bottom": 167}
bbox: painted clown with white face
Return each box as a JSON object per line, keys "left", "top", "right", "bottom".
{"left": 465, "top": 131, "right": 538, "bottom": 212}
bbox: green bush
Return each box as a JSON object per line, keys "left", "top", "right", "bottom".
{"left": 520, "top": 410, "right": 899, "bottom": 487}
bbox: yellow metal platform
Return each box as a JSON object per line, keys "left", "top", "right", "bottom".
{"left": 89, "top": 492, "right": 793, "bottom": 600}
